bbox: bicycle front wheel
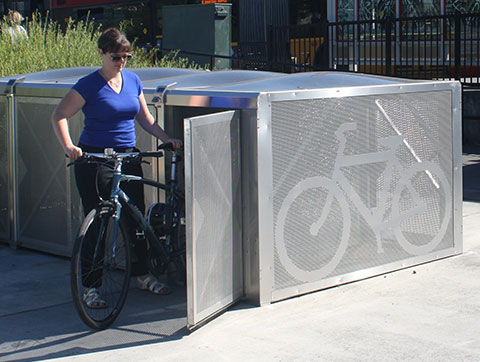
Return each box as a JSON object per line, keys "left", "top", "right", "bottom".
{"left": 71, "top": 206, "right": 132, "bottom": 330}
{"left": 275, "top": 176, "right": 351, "bottom": 282}
{"left": 392, "top": 161, "right": 452, "bottom": 256}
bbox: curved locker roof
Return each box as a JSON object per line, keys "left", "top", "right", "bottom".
{"left": 1, "top": 67, "right": 424, "bottom": 93}
{"left": 0, "top": 67, "right": 280, "bottom": 89}
{"left": 0, "top": 67, "right": 97, "bottom": 83}
{"left": 201, "top": 72, "right": 412, "bottom": 92}
{"left": 142, "top": 70, "right": 283, "bottom": 91}
{"left": 0, "top": 67, "right": 204, "bottom": 84}
{"left": 128, "top": 67, "right": 204, "bottom": 82}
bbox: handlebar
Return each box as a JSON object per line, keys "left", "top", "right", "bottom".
{"left": 158, "top": 142, "right": 183, "bottom": 162}
{"left": 158, "top": 142, "right": 176, "bottom": 152}
{"left": 68, "top": 142, "right": 183, "bottom": 167}
{"left": 68, "top": 150, "right": 164, "bottom": 167}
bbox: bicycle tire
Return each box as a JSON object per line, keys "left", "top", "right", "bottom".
{"left": 146, "top": 200, "right": 186, "bottom": 286}
{"left": 167, "top": 221, "right": 186, "bottom": 286}
{"left": 275, "top": 176, "right": 351, "bottom": 282}
{"left": 392, "top": 161, "right": 452, "bottom": 256}
{"left": 71, "top": 206, "right": 132, "bottom": 330}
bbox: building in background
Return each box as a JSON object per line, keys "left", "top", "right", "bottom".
{"left": 0, "top": 0, "right": 45, "bottom": 16}
{"left": 3, "top": 1, "right": 477, "bottom": 38}
{"left": 1, "top": 0, "right": 210, "bottom": 46}
{"left": 334, "top": 0, "right": 480, "bottom": 22}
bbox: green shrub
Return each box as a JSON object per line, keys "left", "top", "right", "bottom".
{"left": 0, "top": 12, "right": 200, "bottom": 78}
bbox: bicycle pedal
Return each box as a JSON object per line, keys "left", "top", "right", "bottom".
{"left": 136, "top": 230, "right": 145, "bottom": 239}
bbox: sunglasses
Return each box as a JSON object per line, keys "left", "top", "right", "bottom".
{"left": 110, "top": 54, "right": 132, "bottom": 62}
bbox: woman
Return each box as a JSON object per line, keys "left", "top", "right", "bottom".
{"left": 5, "top": 9, "right": 27, "bottom": 40}
{"left": 51, "top": 27, "right": 182, "bottom": 309}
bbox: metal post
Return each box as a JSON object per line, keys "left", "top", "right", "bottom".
{"left": 149, "top": 0, "right": 157, "bottom": 48}
{"left": 385, "top": 18, "right": 392, "bottom": 76}
{"left": 5, "top": 77, "right": 24, "bottom": 249}
{"left": 267, "top": 25, "right": 272, "bottom": 67}
{"left": 210, "top": 55, "right": 215, "bottom": 71}
{"left": 454, "top": 11, "right": 461, "bottom": 80}
{"left": 153, "top": 82, "right": 178, "bottom": 128}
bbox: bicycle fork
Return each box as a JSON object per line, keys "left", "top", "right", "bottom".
{"left": 94, "top": 162, "right": 124, "bottom": 264}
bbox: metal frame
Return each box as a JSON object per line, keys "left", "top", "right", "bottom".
{"left": 3, "top": 78, "right": 25, "bottom": 248}
{"left": 149, "top": 76, "right": 461, "bottom": 308}
{"left": 254, "top": 80, "right": 462, "bottom": 304}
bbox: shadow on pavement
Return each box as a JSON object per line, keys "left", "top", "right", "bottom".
{"left": 463, "top": 146, "right": 480, "bottom": 202}
{"left": 0, "top": 244, "right": 189, "bottom": 362}
{"left": 3, "top": 147, "right": 480, "bottom": 361}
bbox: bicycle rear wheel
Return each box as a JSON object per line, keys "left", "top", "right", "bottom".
{"left": 71, "top": 206, "right": 131, "bottom": 330}
{"left": 167, "top": 221, "right": 186, "bottom": 286}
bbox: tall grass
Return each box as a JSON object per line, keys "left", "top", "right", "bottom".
{"left": 0, "top": 12, "right": 199, "bottom": 78}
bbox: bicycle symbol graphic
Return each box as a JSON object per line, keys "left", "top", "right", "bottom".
{"left": 275, "top": 121, "right": 452, "bottom": 283}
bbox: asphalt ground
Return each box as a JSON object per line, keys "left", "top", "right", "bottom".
{"left": 1, "top": 148, "right": 480, "bottom": 362}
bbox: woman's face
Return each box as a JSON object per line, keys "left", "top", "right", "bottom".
{"left": 100, "top": 50, "right": 132, "bottom": 71}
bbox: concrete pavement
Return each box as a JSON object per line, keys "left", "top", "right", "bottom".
{"left": 1, "top": 151, "right": 480, "bottom": 362}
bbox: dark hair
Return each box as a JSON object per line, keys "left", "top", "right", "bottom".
{"left": 98, "top": 27, "right": 131, "bottom": 54}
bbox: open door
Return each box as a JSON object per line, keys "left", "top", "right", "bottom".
{"left": 184, "top": 110, "right": 243, "bottom": 330}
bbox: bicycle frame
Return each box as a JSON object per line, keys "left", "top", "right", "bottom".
{"left": 312, "top": 122, "right": 429, "bottom": 252}
{"left": 71, "top": 145, "right": 186, "bottom": 329}
{"left": 85, "top": 150, "right": 174, "bottom": 268}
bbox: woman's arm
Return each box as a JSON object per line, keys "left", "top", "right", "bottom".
{"left": 135, "top": 92, "right": 183, "bottom": 149}
{"left": 51, "top": 89, "right": 85, "bottom": 160}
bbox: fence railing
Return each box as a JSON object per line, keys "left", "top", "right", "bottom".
{"left": 157, "top": 47, "right": 295, "bottom": 72}
{"left": 239, "top": 12, "right": 480, "bottom": 85}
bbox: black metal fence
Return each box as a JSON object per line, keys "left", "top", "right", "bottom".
{"left": 252, "top": 12, "right": 480, "bottom": 85}
{"left": 156, "top": 13, "right": 480, "bottom": 85}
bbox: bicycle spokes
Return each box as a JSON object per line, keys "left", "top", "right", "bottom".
{"left": 71, "top": 208, "right": 131, "bottom": 330}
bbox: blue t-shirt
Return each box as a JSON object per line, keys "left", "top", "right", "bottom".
{"left": 73, "top": 70, "right": 143, "bottom": 148}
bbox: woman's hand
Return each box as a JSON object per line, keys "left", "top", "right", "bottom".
{"left": 166, "top": 138, "right": 183, "bottom": 150}
{"left": 65, "top": 145, "right": 83, "bottom": 160}
{"left": 136, "top": 93, "right": 183, "bottom": 150}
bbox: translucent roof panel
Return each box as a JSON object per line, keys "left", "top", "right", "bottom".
{"left": 1, "top": 67, "right": 421, "bottom": 93}
{"left": 142, "top": 70, "right": 282, "bottom": 92}
{"left": 131, "top": 67, "right": 204, "bottom": 82}
{"left": 0, "top": 67, "right": 97, "bottom": 83}
{"left": 0, "top": 67, "right": 204, "bottom": 85}
{"left": 203, "top": 72, "right": 414, "bottom": 92}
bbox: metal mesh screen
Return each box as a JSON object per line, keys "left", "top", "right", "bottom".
{"left": 136, "top": 105, "right": 163, "bottom": 206}
{"left": 15, "top": 98, "right": 81, "bottom": 255}
{"left": 12, "top": 97, "right": 159, "bottom": 256}
{"left": 187, "top": 111, "right": 243, "bottom": 326}
{"left": 271, "top": 91, "right": 453, "bottom": 292}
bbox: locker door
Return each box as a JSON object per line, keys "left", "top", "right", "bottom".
{"left": 184, "top": 110, "right": 243, "bottom": 330}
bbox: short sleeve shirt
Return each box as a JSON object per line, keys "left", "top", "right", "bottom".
{"left": 73, "top": 70, "right": 142, "bottom": 148}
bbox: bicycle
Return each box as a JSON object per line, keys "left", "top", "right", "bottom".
{"left": 70, "top": 142, "right": 185, "bottom": 330}
{"left": 275, "top": 122, "right": 451, "bottom": 283}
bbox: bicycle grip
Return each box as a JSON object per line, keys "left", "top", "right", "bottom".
{"left": 158, "top": 142, "right": 175, "bottom": 151}
{"left": 139, "top": 151, "right": 164, "bottom": 158}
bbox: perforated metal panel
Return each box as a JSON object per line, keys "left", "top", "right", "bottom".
{"left": 14, "top": 97, "right": 82, "bottom": 255}
{"left": 8, "top": 97, "right": 160, "bottom": 256}
{"left": 184, "top": 110, "right": 243, "bottom": 329}
{"left": 269, "top": 91, "right": 454, "bottom": 299}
